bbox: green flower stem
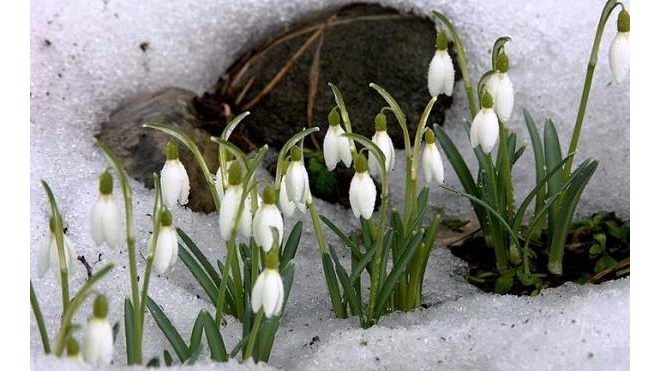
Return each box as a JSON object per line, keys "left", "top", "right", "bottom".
{"left": 432, "top": 10, "right": 478, "bottom": 117}
{"left": 215, "top": 238, "right": 236, "bottom": 325}
{"left": 30, "top": 281, "right": 50, "bottom": 354}
{"left": 329, "top": 83, "right": 358, "bottom": 159}
{"left": 484, "top": 155, "right": 509, "bottom": 272}
{"left": 94, "top": 139, "right": 143, "bottom": 363}
{"left": 139, "top": 174, "right": 163, "bottom": 330}
{"left": 243, "top": 309, "right": 264, "bottom": 362}
{"left": 40, "top": 181, "right": 70, "bottom": 314}
{"left": 562, "top": 0, "right": 622, "bottom": 181}
{"left": 52, "top": 264, "right": 114, "bottom": 356}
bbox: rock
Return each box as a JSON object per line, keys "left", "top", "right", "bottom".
{"left": 96, "top": 87, "right": 218, "bottom": 213}
{"left": 196, "top": 3, "right": 458, "bottom": 149}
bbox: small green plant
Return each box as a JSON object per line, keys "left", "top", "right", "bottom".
{"left": 306, "top": 83, "right": 442, "bottom": 328}
{"left": 430, "top": 0, "right": 629, "bottom": 292}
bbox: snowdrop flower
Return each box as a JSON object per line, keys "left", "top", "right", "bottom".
{"left": 252, "top": 187, "right": 284, "bottom": 252}
{"left": 90, "top": 170, "right": 121, "bottom": 249}
{"left": 323, "top": 109, "right": 353, "bottom": 171}
{"left": 82, "top": 295, "right": 114, "bottom": 366}
{"left": 349, "top": 154, "right": 377, "bottom": 220}
{"left": 251, "top": 251, "right": 284, "bottom": 318}
{"left": 219, "top": 162, "right": 252, "bottom": 240}
{"left": 368, "top": 113, "right": 396, "bottom": 177}
{"left": 609, "top": 9, "right": 630, "bottom": 84}
{"left": 67, "top": 338, "right": 83, "bottom": 361}
{"left": 470, "top": 92, "right": 499, "bottom": 154}
{"left": 427, "top": 30, "right": 455, "bottom": 97}
{"left": 421, "top": 130, "right": 444, "bottom": 185}
{"left": 37, "top": 217, "right": 76, "bottom": 285}
{"left": 152, "top": 209, "right": 178, "bottom": 275}
{"left": 284, "top": 146, "right": 310, "bottom": 212}
{"left": 160, "top": 140, "right": 190, "bottom": 208}
{"left": 485, "top": 51, "right": 514, "bottom": 122}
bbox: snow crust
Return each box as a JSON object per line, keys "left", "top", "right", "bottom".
{"left": 30, "top": 0, "right": 630, "bottom": 370}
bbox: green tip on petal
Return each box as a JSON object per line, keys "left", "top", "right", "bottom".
{"left": 160, "top": 208, "right": 173, "bottom": 227}
{"left": 99, "top": 170, "right": 113, "bottom": 195}
{"left": 328, "top": 108, "right": 340, "bottom": 127}
{"left": 375, "top": 113, "right": 387, "bottom": 131}
{"left": 263, "top": 186, "right": 277, "bottom": 205}
{"left": 424, "top": 130, "right": 435, "bottom": 144}
{"left": 66, "top": 338, "right": 80, "bottom": 356}
{"left": 228, "top": 161, "right": 242, "bottom": 186}
{"left": 166, "top": 140, "right": 179, "bottom": 160}
{"left": 481, "top": 91, "right": 494, "bottom": 109}
{"left": 290, "top": 146, "right": 302, "bottom": 162}
{"left": 93, "top": 295, "right": 108, "bottom": 319}
{"left": 496, "top": 51, "right": 509, "bottom": 73}
{"left": 355, "top": 153, "right": 368, "bottom": 173}
{"left": 618, "top": 9, "right": 630, "bottom": 33}
{"left": 436, "top": 30, "right": 448, "bottom": 50}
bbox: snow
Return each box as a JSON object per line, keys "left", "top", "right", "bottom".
{"left": 30, "top": 0, "right": 630, "bottom": 370}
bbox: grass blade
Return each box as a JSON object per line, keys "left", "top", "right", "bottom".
{"left": 188, "top": 310, "right": 205, "bottom": 356}
{"left": 321, "top": 252, "right": 347, "bottom": 318}
{"left": 146, "top": 296, "right": 190, "bottom": 362}
{"left": 329, "top": 244, "right": 363, "bottom": 320}
{"left": 202, "top": 311, "right": 228, "bottom": 362}
{"left": 320, "top": 215, "right": 362, "bottom": 259}
{"left": 30, "top": 281, "right": 50, "bottom": 354}
{"left": 124, "top": 299, "right": 135, "bottom": 364}
{"left": 544, "top": 118, "right": 563, "bottom": 238}
{"left": 178, "top": 246, "right": 219, "bottom": 304}
{"left": 281, "top": 221, "right": 303, "bottom": 266}
{"left": 177, "top": 228, "right": 223, "bottom": 287}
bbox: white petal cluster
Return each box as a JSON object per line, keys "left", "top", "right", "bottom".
{"left": 470, "top": 103, "right": 499, "bottom": 154}
{"left": 284, "top": 156, "right": 310, "bottom": 212}
{"left": 421, "top": 133, "right": 445, "bottom": 185}
{"left": 252, "top": 190, "right": 284, "bottom": 252}
{"left": 609, "top": 9, "right": 630, "bottom": 84}
{"left": 37, "top": 226, "right": 76, "bottom": 285}
{"left": 82, "top": 296, "right": 114, "bottom": 366}
{"left": 251, "top": 268, "right": 284, "bottom": 318}
{"left": 323, "top": 125, "right": 352, "bottom": 171}
{"left": 161, "top": 159, "right": 190, "bottom": 208}
{"left": 485, "top": 72, "right": 514, "bottom": 122}
{"left": 219, "top": 185, "right": 252, "bottom": 240}
{"left": 152, "top": 225, "right": 179, "bottom": 275}
{"left": 368, "top": 130, "right": 395, "bottom": 176}
{"left": 427, "top": 31, "right": 455, "bottom": 97}
{"left": 90, "top": 194, "right": 121, "bottom": 249}
{"left": 349, "top": 155, "right": 377, "bottom": 220}
{"left": 428, "top": 50, "right": 455, "bottom": 97}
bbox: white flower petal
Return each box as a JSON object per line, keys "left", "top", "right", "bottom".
{"left": 428, "top": 50, "right": 455, "bottom": 97}
{"left": 215, "top": 167, "right": 225, "bottom": 199}
{"left": 349, "top": 173, "right": 376, "bottom": 219}
{"left": 422, "top": 143, "right": 444, "bottom": 185}
{"left": 440, "top": 51, "right": 455, "bottom": 96}
{"left": 37, "top": 233, "right": 52, "bottom": 277}
{"left": 470, "top": 113, "right": 482, "bottom": 149}
{"left": 487, "top": 73, "right": 514, "bottom": 122}
{"left": 153, "top": 227, "right": 178, "bottom": 274}
{"left": 369, "top": 131, "right": 396, "bottom": 176}
{"left": 262, "top": 270, "right": 284, "bottom": 317}
{"left": 478, "top": 109, "right": 500, "bottom": 154}
{"left": 251, "top": 271, "right": 266, "bottom": 313}
{"left": 323, "top": 126, "right": 340, "bottom": 171}
{"left": 285, "top": 161, "right": 309, "bottom": 207}
{"left": 609, "top": 32, "right": 630, "bottom": 84}
{"left": 160, "top": 160, "right": 189, "bottom": 208}
{"left": 238, "top": 199, "right": 253, "bottom": 239}
{"left": 278, "top": 180, "right": 296, "bottom": 218}
{"left": 253, "top": 205, "right": 284, "bottom": 252}
{"left": 218, "top": 186, "right": 241, "bottom": 241}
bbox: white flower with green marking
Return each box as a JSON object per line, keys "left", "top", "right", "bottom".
{"left": 427, "top": 30, "right": 455, "bottom": 97}
{"left": 284, "top": 147, "right": 310, "bottom": 212}
{"left": 421, "top": 131, "right": 444, "bottom": 185}
{"left": 485, "top": 52, "right": 514, "bottom": 122}
{"left": 90, "top": 170, "right": 121, "bottom": 249}
{"left": 350, "top": 154, "right": 377, "bottom": 220}
{"left": 609, "top": 9, "right": 630, "bottom": 84}
{"left": 160, "top": 140, "right": 190, "bottom": 208}
{"left": 368, "top": 113, "right": 395, "bottom": 177}
{"left": 470, "top": 92, "right": 499, "bottom": 154}
{"left": 323, "top": 109, "right": 353, "bottom": 171}
{"left": 252, "top": 187, "right": 284, "bottom": 252}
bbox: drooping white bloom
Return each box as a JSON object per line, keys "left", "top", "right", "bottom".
{"left": 323, "top": 110, "right": 353, "bottom": 171}
{"left": 427, "top": 31, "right": 455, "bottom": 97}
{"left": 485, "top": 52, "right": 514, "bottom": 122}
{"left": 37, "top": 219, "right": 76, "bottom": 285}
{"left": 368, "top": 113, "right": 395, "bottom": 177}
{"left": 151, "top": 210, "right": 178, "bottom": 275}
{"left": 284, "top": 147, "right": 310, "bottom": 212}
{"left": 609, "top": 10, "right": 630, "bottom": 84}
{"left": 349, "top": 155, "right": 377, "bottom": 220}
{"left": 218, "top": 162, "right": 252, "bottom": 240}
{"left": 252, "top": 188, "right": 284, "bottom": 252}
{"left": 278, "top": 179, "right": 296, "bottom": 218}
{"left": 90, "top": 171, "right": 121, "bottom": 249}
{"left": 421, "top": 131, "right": 445, "bottom": 185}
{"left": 160, "top": 140, "right": 190, "bottom": 208}
{"left": 251, "top": 268, "right": 284, "bottom": 318}
{"left": 470, "top": 93, "right": 500, "bottom": 155}
{"left": 82, "top": 295, "right": 114, "bottom": 366}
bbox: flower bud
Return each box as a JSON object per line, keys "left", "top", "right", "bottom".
{"left": 90, "top": 170, "right": 121, "bottom": 249}
{"left": 160, "top": 140, "right": 190, "bottom": 208}
{"left": 350, "top": 154, "right": 377, "bottom": 220}
{"left": 609, "top": 10, "right": 630, "bottom": 84}
{"left": 82, "top": 295, "right": 114, "bottom": 366}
